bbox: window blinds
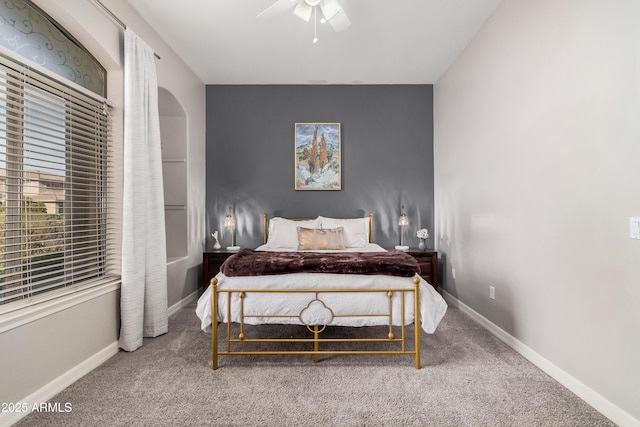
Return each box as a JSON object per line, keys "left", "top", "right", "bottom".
{"left": 0, "top": 51, "right": 116, "bottom": 308}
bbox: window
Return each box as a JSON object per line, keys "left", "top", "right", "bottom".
{"left": 0, "top": 0, "right": 106, "bottom": 96}
{"left": 0, "top": 50, "right": 114, "bottom": 310}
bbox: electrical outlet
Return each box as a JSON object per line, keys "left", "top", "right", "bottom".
{"left": 452, "top": 268, "right": 456, "bottom": 279}
{"left": 489, "top": 285, "right": 495, "bottom": 300}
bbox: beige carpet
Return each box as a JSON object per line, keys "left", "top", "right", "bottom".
{"left": 17, "top": 302, "right": 614, "bottom": 426}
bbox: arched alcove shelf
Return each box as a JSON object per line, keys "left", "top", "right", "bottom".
{"left": 159, "top": 87, "right": 188, "bottom": 262}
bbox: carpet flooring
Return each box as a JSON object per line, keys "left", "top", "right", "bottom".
{"left": 16, "top": 302, "right": 614, "bottom": 426}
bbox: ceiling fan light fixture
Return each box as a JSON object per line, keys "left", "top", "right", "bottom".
{"left": 257, "top": 0, "right": 351, "bottom": 40}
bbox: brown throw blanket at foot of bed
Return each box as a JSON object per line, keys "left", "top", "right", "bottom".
{"left": 221, "top": 248, "right": 420, "bottom": 277}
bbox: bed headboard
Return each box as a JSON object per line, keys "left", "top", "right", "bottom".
{"left": 263, "top": 213, "right": 374, "bottom": 245}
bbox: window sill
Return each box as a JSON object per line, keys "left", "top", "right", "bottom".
{"left": 0, "top": 277, "right": 121, "bottom": 334}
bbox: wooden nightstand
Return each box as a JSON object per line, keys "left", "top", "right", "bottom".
{"left": 202, "top": 250, "right": 239, "bottom": 292}
{"left": 404, "top": 249, "right": 439, "bottom": 291}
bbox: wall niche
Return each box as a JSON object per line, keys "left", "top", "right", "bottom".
{"left": 159, "top": 87, "right": 187, "bottom": 261}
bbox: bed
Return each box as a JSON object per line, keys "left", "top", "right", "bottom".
{"left": 196, "top": 213, "right": 447, "bottom": 369}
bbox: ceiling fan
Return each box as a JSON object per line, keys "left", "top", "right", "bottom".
{"left": 257, "top": 0, "right": 351, "bottom": 33}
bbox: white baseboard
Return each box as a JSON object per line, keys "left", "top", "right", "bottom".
{"left": 0, "top": 341, "right": 119, "bottom": 427}
{"left": 167, "top": 289, "right": 199, "bottom": 317}
{"left": 443, "top": 291, "right": 639, "bottom": 427}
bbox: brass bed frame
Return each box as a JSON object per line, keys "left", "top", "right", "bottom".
{"left": 210, "top": 213, "right": 421, "bottom": 370}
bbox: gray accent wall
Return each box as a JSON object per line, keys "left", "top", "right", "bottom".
{"left": 206, "top": 85, "right": 434, "bottom": 249}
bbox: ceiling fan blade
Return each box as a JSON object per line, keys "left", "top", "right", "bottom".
{"left": 326, "top": 8, "right": 351, "bottom": 32}
{"left": 293, "top": 1, "right": 313, "bottom": 22}
{"left": 257, "top": 0, "right": 298, "bottom": 19}
{"left": 319, "top": 0, "right": 341, "bottom": 20}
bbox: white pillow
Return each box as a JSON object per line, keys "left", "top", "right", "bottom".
{"left": 267, "top": 217, "right": 320, "bottom": 248}
{"left": 318, "top": 216, "right": 370, "bottom": 248}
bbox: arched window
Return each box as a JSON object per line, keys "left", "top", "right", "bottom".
{"left": 0, "top": 0, "right": 115, "bottom": 310}
{"left": 0, "top": 0, "right": 105, "bottom": 96}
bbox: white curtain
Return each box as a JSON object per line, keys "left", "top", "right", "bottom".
{"left": 119, "top": 28, "right": 168, "bottom": 351}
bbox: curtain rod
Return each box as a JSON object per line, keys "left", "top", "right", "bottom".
{"left": 93, "top": 0, "right": 161, "bottom": 60}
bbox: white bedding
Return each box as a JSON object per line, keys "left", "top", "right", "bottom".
{"left": 195, "top": 244, "right": 447, "bottom": 334}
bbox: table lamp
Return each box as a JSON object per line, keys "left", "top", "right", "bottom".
{"left": 395, "top": 205, "right": 409, "bottom": 251}
{"left": 224, "top": 207, "right": 240, "bottom": 251}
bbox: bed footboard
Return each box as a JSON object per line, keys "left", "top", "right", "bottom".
{"left": 210, "top": 277, "right": 421, "bottom": 370}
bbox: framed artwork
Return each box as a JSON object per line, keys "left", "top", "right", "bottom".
{"left": 294, "top": 122, "right": 341, "bottom": 190}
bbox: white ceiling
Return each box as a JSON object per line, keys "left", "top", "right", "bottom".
{"left": 126, "top": 0, "right": 503, "bottom": 85}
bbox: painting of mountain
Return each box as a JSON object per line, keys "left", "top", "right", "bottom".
{"left": 295, "top": 122, "right": 341, "bottom": 190}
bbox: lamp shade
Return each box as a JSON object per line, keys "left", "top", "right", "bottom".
{"left": 224, "top": 207, "right": 235, "bottom": 228}
{"left": 398, "top": 205, "right": 409, "bottom": 227}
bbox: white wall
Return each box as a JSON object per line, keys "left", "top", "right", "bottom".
{"left": 434, "top": 0, "right": 640, "bottom": 424}
{"left": 0, "top": 0, "right": 205, "bottom": 421}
